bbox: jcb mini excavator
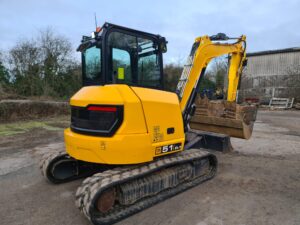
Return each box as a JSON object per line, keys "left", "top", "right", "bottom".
{"left": 40, "top": 22, "right": 256, "bottom": 225}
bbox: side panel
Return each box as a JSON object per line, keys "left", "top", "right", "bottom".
{"left": 131, "top": 87, "right": 185, "bottom": 156}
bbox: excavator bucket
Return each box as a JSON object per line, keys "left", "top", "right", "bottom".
{"left": 190, "top": 96, "right": 258, "bottom": 139}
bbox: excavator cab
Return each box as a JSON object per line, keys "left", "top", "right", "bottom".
{"left": 77, "top": 23, "right": 167, "bottom": 89}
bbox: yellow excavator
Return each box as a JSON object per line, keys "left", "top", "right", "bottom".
{"left": 40, "top": 23, "right": 256, "bottom": 225}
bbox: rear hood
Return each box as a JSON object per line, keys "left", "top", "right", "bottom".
{"left": 70, "top": 85, "right": 124, "bottom": 107}
{"left": 69, "top": 84, "right": 147, "bottom": 135}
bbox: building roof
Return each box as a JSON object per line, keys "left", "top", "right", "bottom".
{"left": 247, "top": 47, "right": 300, "bottom": 57}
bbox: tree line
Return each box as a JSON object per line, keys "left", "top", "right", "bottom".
{"left": 0, "top": 28, "right": 227, "bottom": 100}
{"left": 0, "top": 28, "right": 81, "bottom": 99}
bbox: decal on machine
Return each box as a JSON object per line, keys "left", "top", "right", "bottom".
{"left": 155, "top": 143, "right": 182, "bottom": 155}
{"left": 100, "top": 141, "right": 106, "bottom": 150}
{"left": 153, "top": 126, "right": 164, "bottom": 142}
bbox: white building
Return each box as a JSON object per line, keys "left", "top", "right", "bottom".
{"left": 239, "top": 47, "right": 300, "bottom": 104}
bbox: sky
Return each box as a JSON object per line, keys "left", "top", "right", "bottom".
{"left": 0, "top": 0, "right": 300, "bottom": 63}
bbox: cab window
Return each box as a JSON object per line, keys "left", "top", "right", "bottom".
{"left": 107, "top": 31, "right": 162, "bottom": 88}
{"left": 83, "top": 46, "right": 101, "bottom": 84}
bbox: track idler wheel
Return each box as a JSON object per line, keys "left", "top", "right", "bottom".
{"left": 40, "top": 151, "right": 78, "bottom": 184}
{"left": 40, "top": 151, "right": 110, "bottom": 184}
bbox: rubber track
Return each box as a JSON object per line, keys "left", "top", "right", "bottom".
{"left": 40, "top": 150, "right": 67, "bottom": 181}
{"left": 75, "top": 149, "right": 217, "bottom": 225}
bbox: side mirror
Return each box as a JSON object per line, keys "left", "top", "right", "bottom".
{"left": 159, "top": 37, "right": 168, "bottom": 53}
{"left": 161, "top": 42, "right": 167, "bottom": 53}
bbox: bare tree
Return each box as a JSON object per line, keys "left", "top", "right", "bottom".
{"left": 8, "top": 40, "right": 42, "bottom": 95}
{"left": 0, "top": 51, "right": 9, "bottom": 85}
{"left": 7, "top": 27, "right": 79, "bottom": 97}
{"left": 39, "top": 27, "right": 73, "bottom": 74}
{"left": 164, "top": 63, "right": 183, "bottom": 92}
{"left": 37, "top": 27, "right": 74, "bottom": 96}
{"left": 207, "top": 56, "right": 228, "bottom": 89}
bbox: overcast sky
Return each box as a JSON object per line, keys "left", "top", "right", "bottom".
{"left": 1, "top": 0, "right": 299, "bottom": 63}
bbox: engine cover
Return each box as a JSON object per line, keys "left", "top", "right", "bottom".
{"left": 64, "top": 84, "right": 185, "bottom": 164}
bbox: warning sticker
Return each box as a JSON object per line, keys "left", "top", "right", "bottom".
{"left": 118, "top": 67, "right": 125, "bottom": 80}
{"left": 153, "top": 126, "right": 164, "bottom": 142}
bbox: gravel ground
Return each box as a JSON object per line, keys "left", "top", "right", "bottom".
{"left": 0, "top": 111, "right": 299, "bottom": 225}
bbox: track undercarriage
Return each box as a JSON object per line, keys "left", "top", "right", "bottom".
{"left": 40, "top": 149, "right": 217, "bottom": 225}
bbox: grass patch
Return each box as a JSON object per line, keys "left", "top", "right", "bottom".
{"left": 0, "top": 120, "right": 66, "bottom": 136}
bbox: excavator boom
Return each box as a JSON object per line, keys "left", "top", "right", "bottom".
{"left": 177, "top": 34, "right": 246, "bottom": 113}
{"left": 176, "top": 34, "right": 256, "bottom": 139}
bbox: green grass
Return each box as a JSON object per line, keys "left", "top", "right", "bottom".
{"left": 0, "top": 120, "right": 66, "bottom": 136}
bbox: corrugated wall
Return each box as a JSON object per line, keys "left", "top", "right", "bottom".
{"left": 239, "top": 51, "right": 300, "bottom": 104}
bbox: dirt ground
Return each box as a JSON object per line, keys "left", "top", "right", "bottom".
{"left": 0, "top": 111, "right": 299, "bottom": 225}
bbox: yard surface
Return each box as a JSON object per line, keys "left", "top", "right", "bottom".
{"left": 0, "top": 111, "right": 299, "bottom": 225}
